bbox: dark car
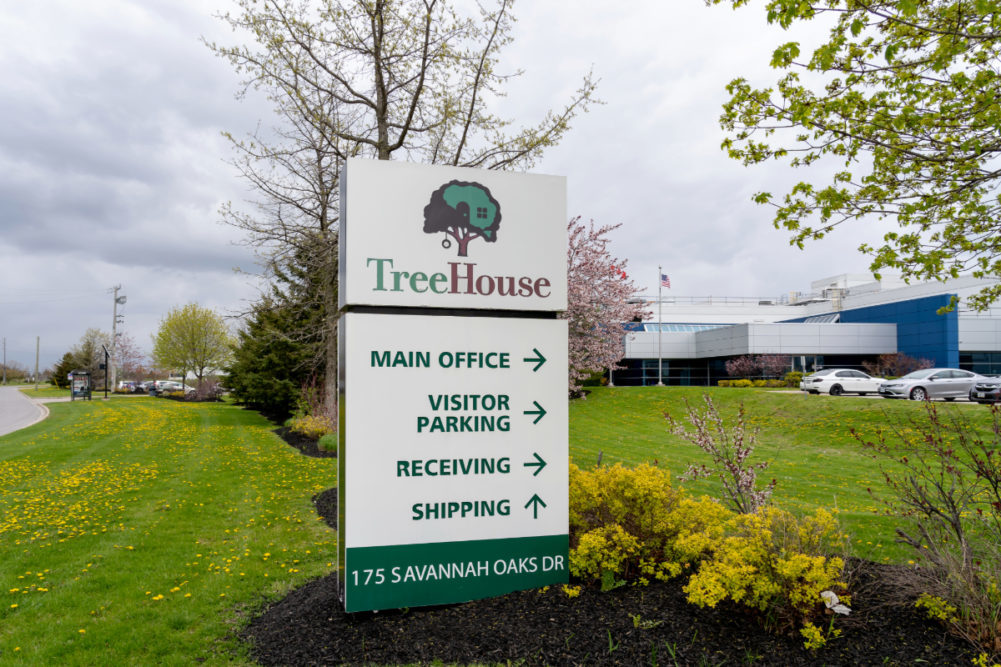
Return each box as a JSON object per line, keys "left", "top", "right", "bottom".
{"left": 969, "top": 377, "right": 1001, "bottom": 404}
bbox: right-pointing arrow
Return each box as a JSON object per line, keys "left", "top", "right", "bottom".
{"left": 525, "top": 494, "right": 547, "bottom": 519}
{"left": 523, "top": 348, "right": 546, "bottom": 372}
{"left": 523, "top": 401, "right": 547, "bottom": 425}
{"left": 523, "top": 452, "right": 547, "bottom": 476}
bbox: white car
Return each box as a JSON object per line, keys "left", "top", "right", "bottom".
{"left": 154, "top": 380, "right": 194, "bottom": 394}
{"left": 800, "top": 369, "right": 885, "bottom": 396}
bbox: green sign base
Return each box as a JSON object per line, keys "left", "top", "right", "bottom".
{"left": 344, "top": 534, "right": 568, "bottom": 612}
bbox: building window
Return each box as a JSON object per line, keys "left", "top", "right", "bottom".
{"left": 476, "top": 206, "right": 488, "bottom": 219}
{"left": 960, "top": 352, "right": 1001, "bottom": 376}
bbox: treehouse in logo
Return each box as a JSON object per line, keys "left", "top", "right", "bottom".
{"left": 423, "top": 180, "right": 501, "bottom": 257}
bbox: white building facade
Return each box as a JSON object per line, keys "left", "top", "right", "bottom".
{"left": 613, "top": 274, "right": 1001, "bottom": 386}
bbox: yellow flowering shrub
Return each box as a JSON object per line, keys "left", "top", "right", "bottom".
{"left": 800, "top": 621, "right": 840, "bottom": 650}
{"left": 915, "top": 593, "right": 959, "bottom": 623}
{"left": 569, "top": 463, "right": 732, "bottom": 588}
{"left": 973, "top": 653, "right": 1001, "bottom": 667}
{"left": 561, "top": 584, "right": 581, "bottom": 598}
{"left": 288, "top": 414, "right": 335, "bottom": 440}
{"left": 684, "top": 507, "right": 847, "bottom": 630}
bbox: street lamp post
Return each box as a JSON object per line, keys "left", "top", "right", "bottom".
{"left": 110, "top": 286, "right": 126, "bottom": 392}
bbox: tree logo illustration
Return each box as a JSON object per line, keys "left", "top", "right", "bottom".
{"left": 422, "top": 180, "right": 501, "bottom": 257}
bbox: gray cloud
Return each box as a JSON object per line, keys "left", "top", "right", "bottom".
{"left": 0, "top": 0, "right": 889, "bottom": 370}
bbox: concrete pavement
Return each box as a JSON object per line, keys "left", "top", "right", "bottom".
{"left": 0, "top": 386, "right": 48, "bottom": 437}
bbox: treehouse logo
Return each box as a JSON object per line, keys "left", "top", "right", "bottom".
{"left": 362, "top": 178, "right": 552, "bottom": 299}
{"left": 422, "top": 180, "right": 501, "bottom": 257}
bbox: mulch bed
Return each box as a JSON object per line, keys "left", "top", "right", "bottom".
{"left": 273, "top": 427, "right": 337, "bottom": 459}
{"left": 245, "top": 430, "right": 982, "bottom": 666}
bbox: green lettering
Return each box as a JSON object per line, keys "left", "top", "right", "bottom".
{"left": 366, "top": 257, "right": 393, "bottom": 291}
{"left": 409, "top": 271, "right": 429, "bottom": 293}
{"left": 429, "top": 272, "right": 448, "bottom": 293}
{"left": 392, "top": 270, "right": 410, "bottom": 292}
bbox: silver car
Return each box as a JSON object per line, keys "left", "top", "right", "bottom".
{"left": 878, "top": 368, "right": 983, "bottom": 401}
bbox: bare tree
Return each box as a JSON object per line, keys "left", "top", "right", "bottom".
{"left": 208, "top": 0, "right": 597, "bottom": 414}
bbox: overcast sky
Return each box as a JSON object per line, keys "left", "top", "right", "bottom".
{"left": 0, "top": 0, "right": 884, "bottom": 372}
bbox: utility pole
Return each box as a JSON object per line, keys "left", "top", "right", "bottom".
{"left": 657, "top": 266, "right": 664, "bottom": 386}
{"left": 35, "top": 336, "right": 39, "bottom": 390}
{"left": 2, "top": 336, "right": 6, "bottom": 385}
{"left": 110, "top": 285, "right": 126, "bottom": 392}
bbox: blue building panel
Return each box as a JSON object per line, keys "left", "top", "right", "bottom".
{"left": 838, "top": 295, "right": 958, "bottom": 367}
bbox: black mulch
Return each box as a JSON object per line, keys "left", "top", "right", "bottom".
{"left": 312, "top": 487, "right": 337, "bottom": 530}
{"left": 242, "top": 558, "right": 978, "bottom": 666}
{"left": 250, "top": 429, "right": 982, "bottom": 666}
{"left": 273, "top": 427, "right": 337, "bottom": 458}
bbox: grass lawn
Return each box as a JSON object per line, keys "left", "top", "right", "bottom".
{"left": 570, "top": 386, "right": 995, "bottom": 563}
{"left": 16, "top": 385, "right": 71, "bottom": 399}
{"left": 2, "top": 385, "right": 993, "bottom": 663}
{"left": 0, "top": 398, "right": 335, "bottom": 665}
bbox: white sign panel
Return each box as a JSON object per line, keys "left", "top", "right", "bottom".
{"left": 339, "top": 312, "right": 568, "bottom": 611}
{"left": 339, "top": 158, "right": 567, "bottom": 312}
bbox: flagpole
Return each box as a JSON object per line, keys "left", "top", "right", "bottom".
{"left": 657, "top": 265, "right": 664, "bottom": 386}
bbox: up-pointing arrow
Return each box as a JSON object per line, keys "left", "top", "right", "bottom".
{"left": 524, "top": 494, "right": 547, "bottom": 519}
{"left": 523, "top": 401, "right": 547, "bottom": 425}
{"left": 523, "top": 452, "right": 547, "bottom": 476}
{"left": 523, "top": 348, "right": 546, "bottom": 372}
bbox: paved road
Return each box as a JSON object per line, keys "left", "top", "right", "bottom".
{"left": 0, "top": 386, "right": 47, "bottom": 437}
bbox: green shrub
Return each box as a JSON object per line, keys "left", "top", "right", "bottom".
{"left": 317, "top": 433, "right": 337, "bottom": 452}
{"left": 784, "top": 371, "right": 803, "bottom": 387}
{"left": 718, "top": 378, "right": 785, "bottom": 389}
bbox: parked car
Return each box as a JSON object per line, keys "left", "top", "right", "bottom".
{"left": 800, "top": 368, "right": 885, "bottom": 396}
{"left": 153, "top": 380, "right": 193, "bottom": 394}
{"left": 878, "top": 368, "right": 983, "bottom": 401}
{"left": 969, "top": 377, "right": 1001, "bottom": 404}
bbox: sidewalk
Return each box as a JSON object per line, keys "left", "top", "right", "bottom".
{"left": 0, "top": 386, "right": 49, "bottom": 437}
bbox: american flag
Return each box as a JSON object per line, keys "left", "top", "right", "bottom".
{"left": 660, "top": 273, "right": 671, "bottom": 288}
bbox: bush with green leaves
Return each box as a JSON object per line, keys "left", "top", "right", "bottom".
{"left": 784, "top": 371, "right": 803, "bottom": 387}
{"left": 317, "top": 433, "right": 337, "bottom": 452}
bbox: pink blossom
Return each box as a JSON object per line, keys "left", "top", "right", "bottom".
{"left": 563, "top": 217, "right": 649, "bottom": 395}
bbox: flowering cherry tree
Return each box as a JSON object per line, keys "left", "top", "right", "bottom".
{"left": 665, "top": 394, "right": 775, "bottom": 514}
{"left": 563, "top": 217, "right": 648, "bottom": 395}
